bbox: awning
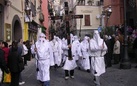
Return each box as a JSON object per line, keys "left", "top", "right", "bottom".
{"left": 32, "top": 20, "right": 39, "bottom": 26}
{"left": 29, "top": 20, "right": 38, "bottom": 32}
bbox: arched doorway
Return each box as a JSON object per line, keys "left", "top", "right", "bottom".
{"left": 12, "top": 15, "right": 22, "bottom": 41}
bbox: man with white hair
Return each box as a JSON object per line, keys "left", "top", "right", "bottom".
{"left": 89, "top": 30, "right": 107, "bottom": 86}
{"left": 31, "top": 33, "right": 53, "bottom": 86}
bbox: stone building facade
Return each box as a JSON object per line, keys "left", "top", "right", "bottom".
{"left": 0, "top": 0, "right": 45, "bottom": 43}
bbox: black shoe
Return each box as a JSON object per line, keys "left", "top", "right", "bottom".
{"left": 54, "top": 64, "right": 58, "bottom": 70}
{"left": 93, "top": 77, "right": 96, "bottom": 81}
{"left": 135, "top": 65, "right": 137, "bottom": 68}
{"left": 25, "top": 64, "right": 28, "bottom": 66}
{"left": 87, "top": 69, "right": 90, "bottom": 73}
{"left": 78, "top": 67, "right": 81, "bottom": 70}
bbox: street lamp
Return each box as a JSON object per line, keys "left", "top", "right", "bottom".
{"left": 104, "top": 6, "right": 112, "bottom": 26}
{"left": 106, "top": 6, "right": 112, "bottom": 18}
{"left": 120, "top": 0, "right": 131, "bottom": 69}
{"left": 101, "top": 6, "right": 112, "bottom": 35}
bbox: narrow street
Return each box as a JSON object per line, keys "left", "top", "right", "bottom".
{"left": 3, "top": 58, "right": 136, "bottom": 86}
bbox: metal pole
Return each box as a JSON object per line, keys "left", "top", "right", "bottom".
{"left": 106, "top": 17, "right": 108, "bottom": 27}
{"left": 79, "top": 19, "right": 82, "bottom": 38}
{"left": 105, "top": 17, "right": 109, "bottom": 35}
{"left": 120, "top": 0, "right": 131, "bottom": 69}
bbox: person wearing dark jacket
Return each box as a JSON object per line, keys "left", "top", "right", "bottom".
{"left": 18, "top": 39, "right": 25, "bottom": 85}
{"left": 8, "top": 41, "right": 22, "bottom": 86}
{"left": 0, "top": 40, "right": 9, "bottom": 86}
{"left": 104, "top": 35, "right": 112, "bottom": 68}
{"left": 133, "top": 37, "right": 137, "bottom": 68}
{"left": 25, "top": 40, "right": 31, "bottom": 61}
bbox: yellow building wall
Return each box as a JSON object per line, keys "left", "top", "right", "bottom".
{"left": 23, "top": 23, "right": 28, "bottom": 41}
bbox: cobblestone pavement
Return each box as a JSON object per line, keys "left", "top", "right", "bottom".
{"left": 21, "top": 59, "right": 94, "bottom": 86}
{"left": 2, "top": 58, "right": 137, "bottom": 86}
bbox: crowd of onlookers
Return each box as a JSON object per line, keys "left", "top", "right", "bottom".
{"left": 103, "top": 25, "right": 137, "bottom": 67}
{"left": 0, "top": 39, "right": 33, "bottom": 86}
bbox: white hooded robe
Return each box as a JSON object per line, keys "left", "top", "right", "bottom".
{"left": 31, "top": 33, "right": 53, "bottom": 81}
{"left": 80, "top": 36, "right": 90, "bottom": 70}
{"left": 90, "top": 30, "right": 107, "bottom": 76}
{"left": 62, "top": 39, "right": 77, "bottom": 70}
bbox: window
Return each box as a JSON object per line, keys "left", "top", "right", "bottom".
{"left": 84, "top": 15, "right": 90, "bottom": 26}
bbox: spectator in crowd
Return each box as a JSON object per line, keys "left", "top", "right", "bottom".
{"left": 104, "top": 35, "right": 112, "bottom": 67}
{"left": 2, "top": 42, "right": 9, "bottom": 64}
{"left": 18, "top": 39, "right": 25, "bottom": 85}
{"left": 113, "top": 36, "right": 120, "bottom": 64}
{"left": 25, "top": 40, "right": 31, "bottom": 61}
{"left": 0, "top": 40, "right": 9, "bottom": 86}
{"left": 23, "top": 41, "right": 28, "bottom": 66}
{"left": 8, "top": 41, "right": 22, "bottom": 86}
{"left": 133, "top": 37, "right": 137, "bottom": 68}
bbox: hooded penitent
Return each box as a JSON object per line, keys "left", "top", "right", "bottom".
{"left": 33, "top": 33, "right": 52, "bottom": 82}
{"left": 93, "top": 30, "right": 102, "bottom": 46}
{"left": 38, "top": 33, "right": 46, "bottom": 44}
{"left": 90, "top": 30, "right": 108, "bottom": 76}
{"left": 36, "top": 33, "right": 47, "bottom": 59}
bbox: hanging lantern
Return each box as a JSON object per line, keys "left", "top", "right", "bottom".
{"left": 39, "top": 13, "right": 44, "bottom": 23}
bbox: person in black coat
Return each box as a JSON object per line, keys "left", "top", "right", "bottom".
{"left": 133, "top": 37, "right": 137, "bottom": 68}
{"left": 0, "top": 40, "right": 9, "bottom": 86}
{"left": 25, "top": 40, "right": 31, "bottom": 61}
{"left": 104, "top": 35, "right": 112, "bottom": 68}
{"left": 8, "top": 41, "right": 22, "bottom": 86}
